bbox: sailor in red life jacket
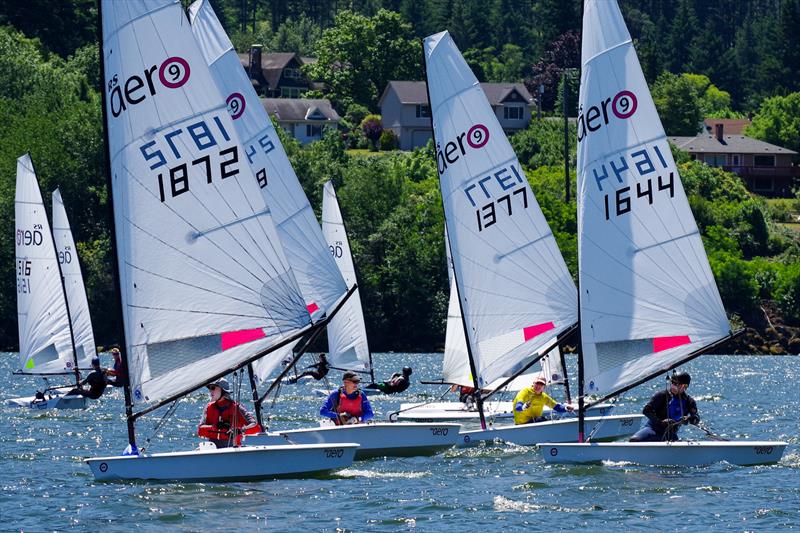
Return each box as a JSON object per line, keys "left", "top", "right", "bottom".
{"left": 320, "top": 371, "right": 375, "bottom": 425}
{"left": 197, "top": 378, "right": 260, "bottom": 447}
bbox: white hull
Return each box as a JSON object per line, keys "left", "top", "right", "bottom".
{"left": 6, "top": 391, "right": 87, "bottom": 410}
{"left": 247, "top": 422, "right": 461, "bottom": 459}
{"left": 538, "top": 440, "right": 788, "bottom": 466}
{"left": 396, "top": 401, "right": 614, "bottom": 422}
{"left": 85, "top": 442, "right": 359, "bottom": 482}
{"left": 458, "top": 414, "right": 643, "bottom": 447}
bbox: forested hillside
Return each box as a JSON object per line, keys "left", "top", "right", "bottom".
{"left": 0, "top": 0, "right": 798, "bottom": 352}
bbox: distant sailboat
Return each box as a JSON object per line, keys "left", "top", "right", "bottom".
{"left": 85, "top": 0, "right": 357, "bottom": 481}
{"left": 540, "top": 0, "right": 785, "bottom": 466}
{"left": 421, "top": 30, "right": 640, "bottom": 446}
{"left": 9, "top": 155, "right": 89, "bottom": 410}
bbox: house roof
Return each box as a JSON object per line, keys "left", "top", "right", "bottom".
{"left": 237, "top": 51, "right": 309, "bottom": 89}
{"left": 669, "top": 134, "right": 797, "bottom": 155}
{"left": 379, "top": 81, "right": 533, "bottom": 107}
{"left": 703, "top": 118, "right": 751, "bottom": 135}
{"left": 262, "top": 98, "right": 340, "bottom": 122}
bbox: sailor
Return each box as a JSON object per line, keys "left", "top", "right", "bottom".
{"left": 67, "top": 357, "right": 110, "bottom": 399}
{"left": 198, "top": 378, "right": 259, "bottom": 448}
{"left": 365, "top": 366, "right": 413, "bottom": 394}
{"left": 320, "top": 371, "right": 375, "bottom": 425}
{"left": 630, "top": 372, "right": 699, "bottom": 442}
{"left": 288, "top": 353, "right": 330, "bottom": 384}
{"left": 105, "top": 347, "right": 126, "bottom": 388}
{"left": 513, "top": 374, "right": 573, "bottom": 425}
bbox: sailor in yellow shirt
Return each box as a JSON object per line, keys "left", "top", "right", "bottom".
{"left": 513, "top": 374, "right": 574, "bottom": 425}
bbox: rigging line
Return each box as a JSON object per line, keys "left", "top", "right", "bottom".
{"left": 191, "top": 208, "right": 272, "bottom": 239}
{"left": 140, "top": 398, "right": 179, "bottom": 454}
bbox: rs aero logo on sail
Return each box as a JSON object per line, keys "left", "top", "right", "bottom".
{"left": 436, "top": 124, "right": 490, "bottom": 175}
{"left": 577, "top": 90, "right": 638, "bottom": 143}
{"left": 107, "top": 56, "right": 191, "bottom": 118}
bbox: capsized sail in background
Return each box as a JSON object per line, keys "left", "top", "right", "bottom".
{"left": 577, "top": 0, "right": 730, "bottom": 397}
{"left": 425, "top": 30, "right": 578, "bottom": 388}
{"left": 52, "top": 188, "right": 96, "bottom": 369}
{"left": 14, "top": 155, "right": 75, "bottom": 374}
{"left": 101, "top": 0, "right": 311, "bottom": 405}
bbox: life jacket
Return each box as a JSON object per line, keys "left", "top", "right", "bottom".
{"left": 198, "top": 399, "right": 260, "bottom": 445}
{"left": 333, "top": 388, "right": 363, "bottom": 425}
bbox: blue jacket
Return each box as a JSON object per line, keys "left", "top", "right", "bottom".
{"left": 320, "top": 388, "right": 374, "bottom": 422}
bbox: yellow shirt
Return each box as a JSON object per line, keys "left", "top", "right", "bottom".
{"left": 513, "top": 387, "right": 558, "bottom": 425}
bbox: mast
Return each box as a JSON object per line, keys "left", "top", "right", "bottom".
{"left": 97, "top": 0, "right": 136, "bottom": 449}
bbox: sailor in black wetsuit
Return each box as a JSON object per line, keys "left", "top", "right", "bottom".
{"left": 365, "top": 367, "right": 413, "bottom": 394}
{"left": 630, "top": 372, "right": 699, "bottom": 442}
{"left": 67, "top": 357, "right": 109, "bottom": 400}
{"left": 288, "top": 354, "right": 330, "bottom": 384}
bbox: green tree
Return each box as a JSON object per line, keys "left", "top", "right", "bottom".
{"left": 651, "top": 72, "right": 702, "bottom": 135}
{"left": 268, "top": 14, "right": 321, "bottom": 55}
{"left": 305, "top": 9, "right": 421, "bottom": 112}
{"left": 745, "top": 92, "right": 800, "bottom": 154}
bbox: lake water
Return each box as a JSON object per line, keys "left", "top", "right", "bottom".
{"left": 1, "top": 352, "right": 798, "bottom": 531}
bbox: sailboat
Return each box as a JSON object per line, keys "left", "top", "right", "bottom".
{"left": 539, "top": 0, "right": 786, "bottom": 466}
{"left": 422, "top": 30, "right": 642, "bottom": 447}
{"left": 85, "top": 0, "right": 357, "bottom": 482}
{"left": 398, "top": 231, "right": 611, "bottom": 422}
{"left": 186, "top": 0, "right": 459, "bottom": 459}
{"left": 9, "top": 155, "right": 92, "bottom": 410}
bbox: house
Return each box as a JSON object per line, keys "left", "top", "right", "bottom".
{"left": 669, "top": 122, "right": 799, "bottom": 196}
{"left": 379, "top": 81, "right": 534, "bottom": 150}
{"left": 703, "top": 118, "right": 751, "bottom": 135}
{"left": 239, "top": 47, "right": 319, "bottom": 98}
{"left": 262, "top": 98, "right": 340, "bottom": 144}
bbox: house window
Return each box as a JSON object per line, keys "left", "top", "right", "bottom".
{"left": 281, "top": 87, "right": 301, "bottom": 98}
{"left": 754, "top": 155, "right": 775, "bottom": 167}
{"left": 306, "top": 124, "right": 323, "bottom": 138}
{"left": 704, "top": 154, "right": 726, "bottom": 167}
{"left": 416, "top": 105, "right": 430, "bottom": 118}
{"left": 283, "top": 67, "right": 300, "bottom": 79}
{"left": 752, "top": 177, "right": 774, "bottom": 192}
{"left": 731, "top": 154, "right": 741, "bottom": 166}
{"left": 504, "top": 105, "right": 524, "bottom": 120}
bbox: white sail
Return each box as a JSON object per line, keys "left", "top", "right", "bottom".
{"left": 321, "top": 181, "right": 370, "bottom": 371}
{"left": 188, "top": 0, "right": 346, "bottom": 321}
{"left": 577, "top": 0, "right": 730, "bottom": 397}
{"left": 52, "top": 188, "right": 96, "bottom": 368}
{"left": 441, "top": 230, "right": 471, "bottom": 387}
{"left": 425, "top": 31, "right": 578, "bottom": 388}
{"left": 14, "top": 155, "right": 75, "bottom": 374}
{"left": 101, "top": 0, "right": 311, "bottom": 405}
{"left": 539, "top": 345, "right": 565, "bottom": 385}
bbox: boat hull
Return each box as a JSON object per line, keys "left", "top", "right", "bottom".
{"left": 538, "top": 441, "right": 788, "bottom": 466}
{"left": 6, "top": 392, "right": 87, "bottom": 410}
{"left": 396, "top": 401, "right": 613, "bottom": 422}
{"left": 247, "top": 422, "right": 461, "bottom": 459}
{"left": 458, "top": 414, "right": 643, "bottom": 447}
{"left": 85, "top": 443, "right": 359, "bottom": 482}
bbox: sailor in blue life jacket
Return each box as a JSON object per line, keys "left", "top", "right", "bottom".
{"left": 320, "top": 371, "right": 375, "bottom": 425}
{"left": 630, "top": 372, "right": 699, "bottom": 442}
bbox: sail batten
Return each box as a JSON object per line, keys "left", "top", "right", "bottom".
{"left": 577, "top": 0, "right": 730, "bottom": 398}
{"left": 426, "top": 31, "right": 578, "bottom": 388}
{"left": 101, "top": 0, "right": 311, "bottom": 405}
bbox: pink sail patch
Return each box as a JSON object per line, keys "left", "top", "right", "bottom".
{"left": 306, "top": 302, "right": 320, "bottom": 314}
{"left": 221, "top": 328, "right": 266, "bottom": 351}
{"left": 523, "top": 322, "right": 556, "bottom": 342}
{"left": 653, "top": 335, "right": 691, "bottom": 353}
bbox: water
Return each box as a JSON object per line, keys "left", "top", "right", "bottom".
{"left": 1, "top": 353, "right": 798, "bottom": 531}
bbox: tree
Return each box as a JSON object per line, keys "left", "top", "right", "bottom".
{"left": 745, "top": 92, "right": 800, "bottom": 154}
{"left": 651, "top": 72, "right": 702, "bottom": 135}
{"left": 305, "top": 9, "right": 421, "bottom": 112}
{"left": 526, "top": 31, "right": 580, "bottom": 112}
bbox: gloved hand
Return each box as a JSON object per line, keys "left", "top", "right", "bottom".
{"left": 216, "top": 421, "right": 231, "bottom": 431}
{"left": 661, "top": 418, "right": 674, "bottom": 428}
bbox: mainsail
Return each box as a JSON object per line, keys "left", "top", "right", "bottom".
{"left": 14, "top": 155, "right": 75, "bottom": 374}
{"left": 52, "top": 188, "right": 96, "bottom": 368}
{"left": 101, "top": 0, "right": 311, "bottom": 405}
{"left": 425, "top": 31, "right": 578, "bottom": 388}
{"left": 321, "top": 181, "right": 370, "bottom": 371}
{"left": 577, "top": 0, "right": 730, "bottom": 398}
{"left": 188, "top": 0, "right": 346, "bottom": 319}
